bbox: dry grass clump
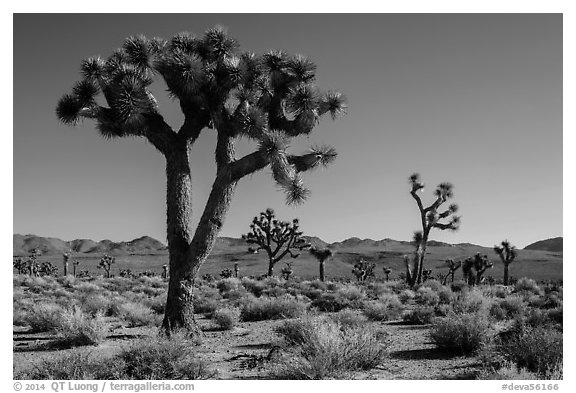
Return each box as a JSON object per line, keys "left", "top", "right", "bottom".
{"left": 402, "top": 306, "right": 436, "bottom": 325}
{"left": 362, "top": 294, "right": 403, "bottom": 321}
{"left": 430, "top": 312, "right": 491, "bottom": 355}
{"left": 24, "top": 302, "right": 65, "bottom": 332}
{"left": 240, "top": 297, "right": 307, "bottom": 321}
{"left": 271, "top": 316, "right": 388, "bottom": 379}
{"left": 55, "top": 306, "right": 108, "bottom": 346}
{"left": 212, "top": 307, "right": 241, "bottom": 330}
{"left": 118, "top": 302, "right": 161, "bottom": 327}
{"left": 329, "top": 309, "right": 368, "bottom": 329}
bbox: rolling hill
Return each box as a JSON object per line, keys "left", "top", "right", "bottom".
{"left": 524, "top": 237, "right": 563, "bottom": 252}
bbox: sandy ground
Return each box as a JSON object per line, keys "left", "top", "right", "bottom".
{"left": 14, "top": 314, "right": 482, "bottom": 380}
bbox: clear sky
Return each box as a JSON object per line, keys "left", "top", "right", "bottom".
{"left": 13, "top": 13, "right": 562, "bottom": 248}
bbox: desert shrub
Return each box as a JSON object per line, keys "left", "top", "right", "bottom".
{"left": 325, "top": 281, "right": 341, "bottom": 291}
{"left": 528, "top": 292, "right": 562, "bottom": 310}
{"left": 14, "top": 352, "right": 119, "bottom": 380}
{"left": 547, "top": 306, "right": 563, "bottom": 324}
{"left": 57, "top": 275, "right": 77, "bottom": 288}
{"left": 221, "top": 287, "right": 251, "bottom": 301}
{"left": 489, "top": 296, "right": 525, "bottom": 321}
{"left": 310, "top": 293, "right": 352, "bottom": 312}
{"left": 241, "top": 277, "right": 266, "bottom": 297}
{"left": 80, "top": 294, "right": 112, "bottom": 316}
{"left": 240, "top": 297, "right": 306, "bottom": 321}
{"left": 271, "top": 316, "right": 387, "bottom": 379}
{"left": 450, "top": 280, "right": 468, "bottom": 292}
{"left": 118, "top": 302, "right": 161, "bottom": 327}
{"left": 402, "top": 306, "right": 436, "bottom": 325}
{"left": 430, "top": 312, "right": 491, "bottom": 355}
{"left": 419, "top": 280, "right": 444, "bottom": 292}
{"left": 13, "top": 309, "right": 30, "bottom": 326}
{"left": 437, "top": 287, "right": 455, "bottom": 305}
{"left": 55, "top": 306, "right": 107, "bottom": 346}
{"left": 514, "top": 278, "right": 542, "bottom": 295}
{"left": 451, "top": 289, "right": 490, "bottom": 314}
{"left": 74, "top": 281, "right": 101, "bottom": 293}
{"left": 366, "top": 282, "right": 393, "bottom": 298}
{"left": 192, "top": 297, "right": 220, "bottom": 315}
{"left": 329, "top": 309, "right": 368, "bottom": 329}
{"left": 415, "top": 287, "right": 440, "bottom": 307}
{"left": 138, "top": 275, "right": 167, "bottom": 289}
{"left": 142, "top": 295, "right": 166, "bottom": 314}
{"left": 477, "top": 361, "right": 539, "bottom": 380}
{"left": 495, "top": 325, "right": 562, "bottom": 378}
{"left": 262, "top": 286, "right": 288, "bottom": 298}
{"left": 307, "top": 280, "right": 327, "bottom": 291}
{"left": 131, "top": 285, "right": 165, "bottom": 297}
{"left": 23, "top": 276, "right": 60, "bottom": 293}
{"left": 216, "top": 277, "right": 241, "bottom": 293}
{"left": 482, "top": 285, "right": 510, "bottom": 299}
{"left": 362, "top": 294, "right": 403, "bottom": 322}
{"left": 398, "top": 289, "right": 416, "bottom": 303}
{"left": 337, "top": 285, "right": 366, "bottom": 302}
{"left": 212, "top": 307, "right": 241, "bottom": 330}
{"left": 25, "top": 302, "right": 65, "bottom": 332}
{"left": 298, "top": 287, "right": 323, "bottom": 301}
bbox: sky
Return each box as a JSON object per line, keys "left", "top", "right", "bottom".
{"left": 12, "top": 13, "right": 562, "bottom": 248}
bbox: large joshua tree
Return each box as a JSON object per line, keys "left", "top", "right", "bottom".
{"left": 406, "top": 173, "right": 461, "bottom": 287}
{"left": 309, "top": 247, "right": 334, "bottom": 282}
{"left": 242, "top": 208, "right": 311, "bottom": 277}
{"left": 494, "top": 240, "right": 517, "bottom": 285}
{"left": 56, "top": 26, "right": 345, "bottom": 332}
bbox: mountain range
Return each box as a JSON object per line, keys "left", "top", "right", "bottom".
{"left": 13, "top": 233, "right": 562, "bottom": 256}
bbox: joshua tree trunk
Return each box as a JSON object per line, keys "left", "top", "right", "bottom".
{"left": 162, "top": 139, "right": 237, "bottom": 332}
{"left": 319, "top": 261, "right": 325, "bottom": 282}
{"left": 267, "top": 258, "right": 275, "bottom": 277}
{"left": 503, "top": 263, "right": 509, "bottom": 285}
{"left": 416, "top": 231, "right": 429, "bottom": 285}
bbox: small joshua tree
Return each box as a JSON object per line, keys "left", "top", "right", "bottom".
{"left": 162, "top": 264, "right": 169, "bottom": 280}
{"left": 494, "top": 240, "right": 517, "bottom": 285}
{"left": 120, "top": 269, "right": 134, "bottom": 278}
{"left": 220, "top": 268, "right": 234, "bottom": 278}
{"left": 382, "top": 266, "right": 392, "bottom": 281}
{"left": 25, "top": 248, "right": 42, "bottom": 277}
{"left": 97, "top": 254, "right": 115, "bottom": 278}
{"left": 281, "top": 262, "right": 293, "bottom": 280}
{"left": 72, "top": 259, "right": 80, "bottom": 277}
{"left": 38, "top": 262, "right": 58, "bottom": 277}
{"left": 406, "top": 173, "right": 461, "bottom": 287}
{"left": 441, "top": 259, "right": 462, "bottom": 285}
{"left": 242, "top": 208, "right": 310, "bottom": 276}
{"left": 422, "top": 269, "right": 433, "bottom": 282}
{"left": 63, "top": 251, "right": 71, "bottom": 276}
{"left": 352, "top": 259, "right": 375, "bottom": 282}
{"left": 13, "top": 258, "right": 27, "bottom": 275}
{"left": 233, "top": 262, "right": 239, "bottom": 278}
{"left": 309, "top": 247, "right": 334, "bottom": 282}
{"left": 462, "top": 253, "right": 493, "bottom": 285}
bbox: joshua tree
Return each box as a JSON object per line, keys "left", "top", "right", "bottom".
{"left": 309, "top": 247, "right": 334, "bottom": 282}
{"left": 441, "top": 259, "right": 462, "bottom": 285}
{"left": 494, "top": 240, "right": 517, "bottom": 285}
{"left": 382, "top": 266, "right": 392, "bottom": 281}
{"left": 233, "top": 262, "right": 239, "bottom": 278}
{"left": 462, "top": 253, "right": 493, "bottom": 285}
{"left": 72, "top": 259, "right": 80, "bottom": 277}
{"left": 162, "top": 264, "right": 169, "bottom": 280}
{"left": 352, "top": 259, "right": 376, "bottom": 282}
{"left": 38, "top": 262, "right": 58, "bottom": 277}
{"left": 56, "top": 26, "right": 344, "bottom": 332}
{"left": 23, "top": 248, "right": 42, "bottom": 277}
{"left": 220, "top": 268, "right": 234, "bottom": 278}
{"left": 406, "top": 173, "right": 461, "bottom": 287}
{"left": 63, "top": 251, "right": 71, "bottom": 276}
{"left": 97, "top": 254, "right": 115, "bottom": 278}
{"left": 242, "top": 208, "right": 311, "bottom": 276}
{"left": 281, "top": 262, "right": 294, "bottom": 280}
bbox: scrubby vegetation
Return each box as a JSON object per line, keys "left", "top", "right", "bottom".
{"left": 13, "top": 271, "right": 562, "bottom": 380}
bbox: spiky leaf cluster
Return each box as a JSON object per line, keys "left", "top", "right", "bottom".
{"left": 57, "top": 26, "right": 344, "bottom": 206}
{"left": 352, "top": 259, "right": 376, "bottom": 282}
{"left": 494, "top": 240, "right": 517, "bottom": 264}
{"left": 309, "top": 247, "right": 334, "bottom": 263}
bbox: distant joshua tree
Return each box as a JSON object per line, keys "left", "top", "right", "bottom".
{"left": 162, "top": 264, "right": 169, "bottom": 280}
{"left": 220, "top": 268, "right": 234, "bottom": 278}
{"left": 63, "top": 251, "right": 72, "bottom": 276}
{"left": 38, "top": 262, "right": 58, "bottom": 277}
{"left": 382, "top": 266, "right": 392, "bottom": 281}
{"left": 281, "top": 262, "right": 294, "bottom": 280}
{"left": 405, "top": 173, "right": 460, "bottom": 287}
{"left": 352, "top": 259, "right": 376, "bottom": 282}
{"left": 441, "top": 259, "right": 462, "bottom": 285}
{"left": 97, "top": 254, "right": 115, "bottom": 278}
{"left": 309, "top": 247, "right": 334, "bottom": 282}
{"left": 72, "top": 259, "right": 80, "bottom": 277}
{"left": 494, "top": 240, "right": 517, "bottom": 285}
{"left": 242, "top": 208, "right": 311, "bottom": 276}
{"left": 462, "top": 253, "right": 493, "bottom": 285}
{"left": 56, "top": 26, "right": 345, "bottom": 333}
{"left": 233, "top": 262, "right": 239, "bottom": 278}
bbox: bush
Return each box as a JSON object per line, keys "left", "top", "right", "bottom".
{"left": 118, "top": 302, "right": 161, "bottom": 327}
{"left": 489, "top": 296, "right": 525, "bottom": 321}
{"left": 402, "top": 306, "right": 436, "bottom": 325}
{"left": 193, "top": 297, "right": 220, "bottom": 315}
{"left": 451, "top": 289, "right": 490, "bottom": 314}
{"left": 496, "top": 326, "right": 562, "bottom": 378}
{"left": 212, "top": 308, "right": 241, "bottom": 330}
{"left": 240, "top": 297, "right": 307, "bottom": 321}
{"left": 329, "top": 310, "right": 368, "bottom": 329}
{"left": 415, "top": 287, "right": 440, "bottom": 307}
{"left": 271, "top": 316, "right": 388, "bottom": 379}
{"left": 310, "top": 293, "right": 352, "bottom": 312}
{"left": 362, "top": 295, "right": 403, "bottom": 321}
{"left": 337, "top": 285, "right": 366, "bottom": 302}
{"left": 25, "top": 302, "right": 65, "bottom": 332}
{"left": 14, "top": 352, "right": 118, "bottom": 380}
{"left": 478, "top": 361, "right": 539, "bottom": 380}
{"left": 216, "top": 277, "right": 241, "bottom": 293}
{"left": 241, "top": 277, "right": 266, "bottom": 297}
{"left": 398, "top": 289, "right": 416, "bottom": 303}
{"left": 56, "top": 306, "right": 108, "bottom": 346}
{"left": 514, "top": 278, "right": 542, "bottom": 295}
{"left": 430, "top": 312, "right": 491, "bottom": 355}
{"left": 80, "top": 294, "right": 112, "bottom": 316}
